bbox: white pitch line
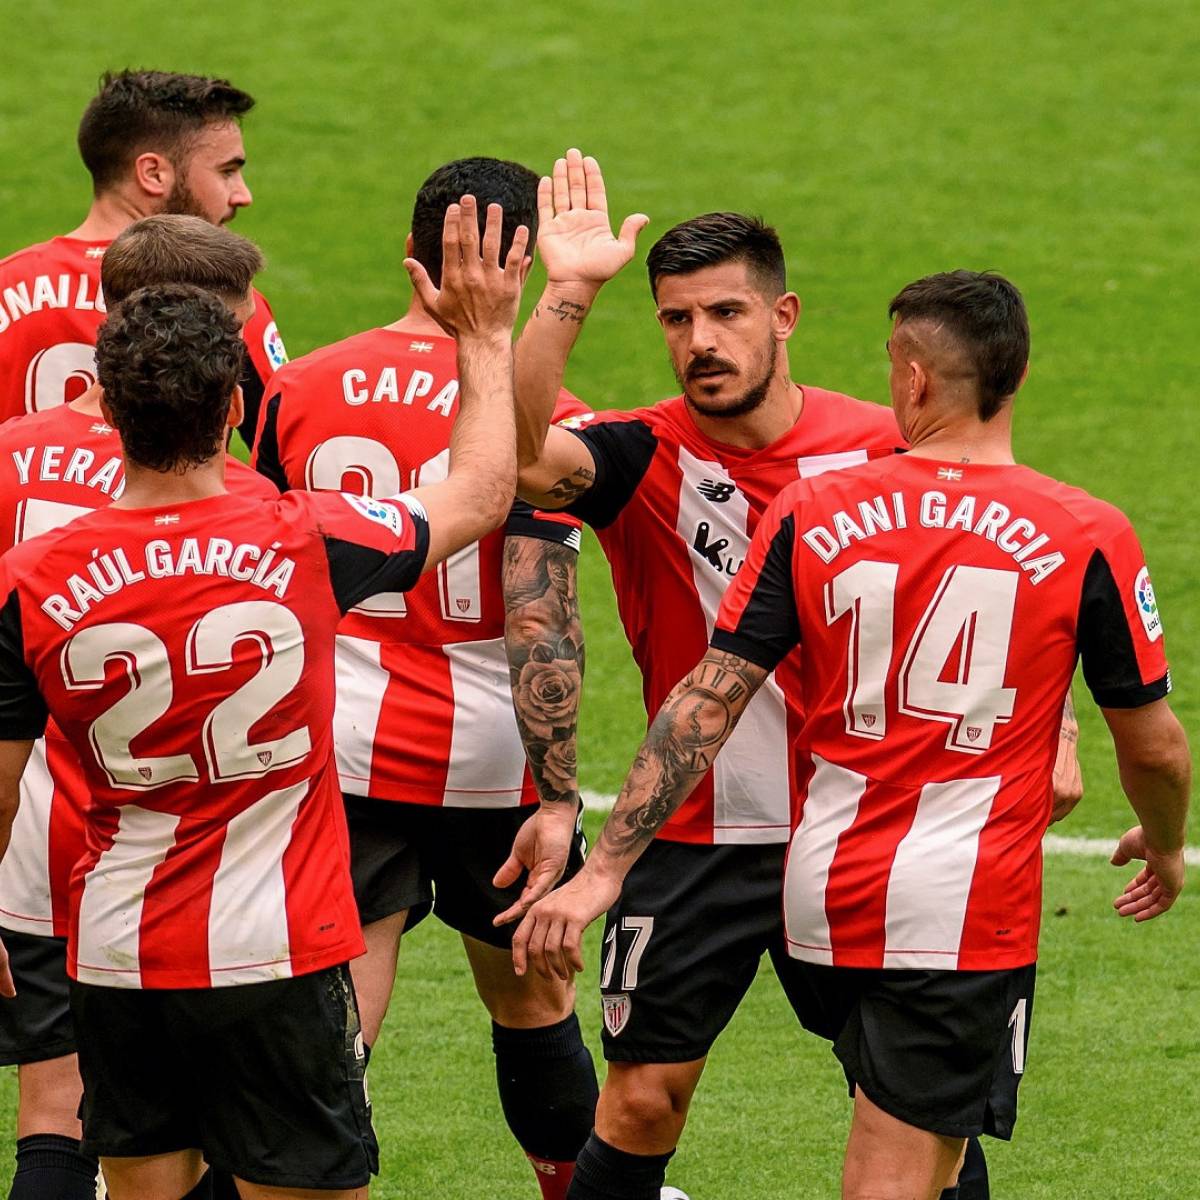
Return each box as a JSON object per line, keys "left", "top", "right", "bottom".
{"left": 581, "top": 792, "right": 1199, "bottom": 864}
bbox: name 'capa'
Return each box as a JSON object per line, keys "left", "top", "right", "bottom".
{"left": 801, "top": 490, "right": 1066, "bottom": 584}
{"left": 42, "top": 538, "right": 296, "bottom": 630}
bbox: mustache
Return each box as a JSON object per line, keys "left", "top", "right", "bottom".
{"left": 686, "top": 355, "right": 738, "bottom": 379}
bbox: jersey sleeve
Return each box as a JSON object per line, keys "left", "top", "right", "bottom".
{"left": 240, "top": 292, "right": 287, "bottom": 450}
{"left": 294, "top": 491, "right": 431, "bottom": 615}
{"left": 710, "top": 492, "right": 801, "bottom": 671}
{"left": 560, "top": 417, "right": 658, "bottom": 529}
{"left": 0, "top": 584, "right": 48, "bottom": 740}
{"left": 252, "top": 385, "right": 290, "bottom": 493}
{"left": 504, "top": 500, "right": 582, "bottom": 550}
{"left": 1077, "top": 519, "right": 1171, "bottom": 708}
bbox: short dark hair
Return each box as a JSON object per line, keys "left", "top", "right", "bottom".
{"left": 96, "top": 284, "right": 244, "bottom": 473}
{"left": 102, "top": 215, "right": 264, "bottom": 306}
{"left": 410, "top": 157, "right": 539, "bottom": 287}
{"left": 78, "top": 70, "right": 255, "bottom": 193}
{"left": 889, "top": 270, "right": 1029, "bottom": 421}
{"left": 646, "top": 213, "right": 786, "bottom": 298}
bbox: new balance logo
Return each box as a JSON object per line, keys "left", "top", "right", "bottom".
{"left": 696, "top": 478, "right": 736, "bottom": 503}
{"left": 154, "top": 514, "right": 180, "bottom": 526}
{"left": 693, "top": 521, "right": 744, "bottom": 577}
{"left": 409, "top": 341, "right": 434, "bottom": 353}
{"left": 937, "top": 467, "right": 964, "bottom": 481}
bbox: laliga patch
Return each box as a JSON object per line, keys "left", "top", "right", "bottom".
{"left": 263, "top": 321, "right": 288, "bottom": 370}
{"left": 602, "top": 992, "right": 632, "bottom": 1037}
{"left": 343, "top": 493, "right": 404, "bottom": 535}
{"left": 1133, "top": 566, "right": 1163, "bottom": 641}
{"left": 557, "top": 412, "right": 597, "bottom": 431}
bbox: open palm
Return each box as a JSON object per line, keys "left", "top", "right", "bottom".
{"left": 538, "top": 148, "right": 649, "bottom": 285}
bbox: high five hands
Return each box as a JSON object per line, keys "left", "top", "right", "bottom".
{"left": 537, "top": 148, "right": 649, "bottom": 289}
{"left": 404, "top": 194, "right": 530, "bottom": 339}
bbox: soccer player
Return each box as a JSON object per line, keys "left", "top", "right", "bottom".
{"left": 0, "top": 69, "right": 286, "bottom": 446}
{"left": 253, "top": 157, "right": 598, "bottom": 1199}
{"left": 503, "top": 153, "right": 1082, "bottom": 1200}
{"left": 515, "top": 270, "right": 1191, "bottom": 1200}
{"left": 0, "top": 194, "right": 528, "bottom": 1200}
{"left": 0, "top": 213, "right": 277, "bottom": 1199}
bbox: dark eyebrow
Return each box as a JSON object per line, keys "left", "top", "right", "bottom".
{"left": 218, "top": 156, "right": 246, "bottom": 170}
{"left": 703, "top": 298, "right": 748, "bottom": 311}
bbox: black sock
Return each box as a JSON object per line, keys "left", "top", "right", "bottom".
{"left": 567, "top": 1132, "right": 673, "bottom": 1200}
{"left": 492, "top": 1014, "right": 598, "bottom": 1163}
{"left": 956, "top": 1136, "right": 990, "bottom": 1200}
{"left": 182, "top": 1169, "right": 215, "bottom": 1200}
{"left": 9, "top": 1134, "right": 97, "bottom": 1200}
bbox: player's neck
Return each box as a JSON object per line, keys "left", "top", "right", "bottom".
{"left": 904, "top": 409, "right": 1016, "bottom": 465}
{"left": 65, "top": 190, "right": 152, "bottom": 242}
{"left": 114, "top": 456, "right": 229, "bottom": 510}
{"left": 385, "top": 298, "right": 447, "bottom": 339}
{"left": 69, "top": 384, "right": 105, "bottom": 417}
{"left": 686, "top": 374, "right": 803, "bottom": 451}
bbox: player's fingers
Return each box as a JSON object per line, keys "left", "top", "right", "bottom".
{"left": 552, "top": 157, "right": 569, "bottom": 213}
{"left": 457, "top": 194, "right": 480, "bottom": 261}
{"left": 511, "top": 914, "right": 533, "bottom": 975}
{"left": 0, "top": 946, "right": 14, "bottom": 1000}
{"left": 481, "top": 202, "right": 503, "bottom": 269}
{"left": 564, "top": 923, "right": 586, "bottom": 975}
{"left": 524, "top": 914, "right": 554, "bottom": 981}
{"left": 543, "top": 920, "right": 571, "bottom": 982}
{"left": 402, "top": 258, "right": 440, "bottom": 312}
{"left": 565, "top": 147, "right": 586, "bottom": 209}
{"left": 582, "top": 154, "right": 607, "bottom": 211}
{"left": 492, "top": 851, "right": 524, "bottom": 890}
{"left": 537, "top": 176, "right": 554, "bottom": 233}
{"left": 439, "top": 203, "right": 463, "bottom": 283}
{"left": 617, "top": 213, "right": 651, "bottom": 252}
{"left": 505, "top": 225, "right": 531, "bottom": 277}
{"left": 518, "top": 863, "right": 559, "bottom": 911}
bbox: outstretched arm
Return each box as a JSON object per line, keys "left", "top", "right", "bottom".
{"left": 494, "top": 534, "right": 585, "bottom": 922}
{"left": 511, "top": 649, "right": 767, "bottom": 980}
{"left": 402, "top": 195, "right": 529, "bottom": 568}
{"left": 515, "top": 148, "right": 647, "bottom": 474}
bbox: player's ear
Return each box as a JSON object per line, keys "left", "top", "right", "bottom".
{"left": 133, "top": 152, "right": 172, "bottom": 201}
{"left": 227, "top": 385, "right": 244, "bottom": 431}
{"left": 773, "top": 292, "right": 800, "bottom": 340}
{"left": 909, "top": 359, "right": 929, "bottom": 407}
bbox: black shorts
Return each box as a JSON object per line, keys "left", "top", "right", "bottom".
{"left": 598, "top": 839, "right": 814, "bottom": 1063}
{"left": 0, "top": 929, "right": 75, "bottom": 1066}
{"left": 70, "top": 964, "right": 378, "bottom": 1189}
{"left": 784, "top": 960, "right": 1037, "bottom": 1140}
{"left": 344, "top": 796, "right": 586, "bottom": 949}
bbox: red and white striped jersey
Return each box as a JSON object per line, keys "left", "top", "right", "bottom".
{"left": 0, "top": 406, "right": 278, "bottom": 937}
{"left": 0, "top": 236, "right": 285, "bottom": 444}
{"left": 563, "top": 389, "right": 902, "bottom": 844}
{"left": 254, "top": 328, "right": 585, "bottom": 807}
{"left": 714, "top": 454, "right": 1172, "bottom": 970}
{"left": 0, "top": 487, "right": 428, "bottom": 988}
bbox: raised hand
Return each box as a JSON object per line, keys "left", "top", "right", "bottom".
{"left": 510, "top": 866, "right": 621, "bottom": 981}
{"left": 404, "top": 194, "right": 529, "bottom": 340}
{"left": 1111, "top": 825, "right": 1185, "bottom": 921}
{"left": 537, "top": 148, "right": 648, "bottom": 287}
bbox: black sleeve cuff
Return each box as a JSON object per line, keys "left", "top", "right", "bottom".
{"left": 709, "top": 628, "right": 786, "bottom": 672}
{"left": 1091, "top": 672, "right": 1171, "bottom": 710}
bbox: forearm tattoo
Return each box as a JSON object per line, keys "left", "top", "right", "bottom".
{"left": 534, "top": 297, "right": 588, "bottom": 324}
{"left": 545, "top": 466, "right": 595, "bottom": 504}
{"left": 597, "top": 651, "right": 767, "bottom": 860}
{"left": 504, "top": 537, "right": 584, "bottom": 806}
{"left": 1060, "top": 689, "right": 1079, "bottom": 744}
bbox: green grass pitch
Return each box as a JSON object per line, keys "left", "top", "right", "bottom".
{"left": 1, "top": 1, "right": 1197, "bottom": 1195}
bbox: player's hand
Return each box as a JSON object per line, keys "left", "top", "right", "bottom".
{"left": 1111, "top": 826, "right": 1185, "bottom": 921}
{"left": 0, "top": 936, "right": 14, "bottom": 999}
{"left": 1050, "top": 721, "right": 1083, "bottom": 823}
{"left": 536, "top": 149, "right": 648, "bottom": 287}
{"left": 404, "top": 194, "right": 529, "bottom": 340}
{"left": 492, "top": 803, "right": 579, "bottom": 926}
{"left": 510, "top": 866, "right": 621, "bottom": 981}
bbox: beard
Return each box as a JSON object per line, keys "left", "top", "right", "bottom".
{"left": 164, "top": 176, "right": 232, "bottom": 225}
{"left": 677, "top": 336, "right": 778, "bottom": 420}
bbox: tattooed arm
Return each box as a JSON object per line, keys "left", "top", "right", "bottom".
{"left": 493, "top": 535, "right": 586, "bottom": 923}
{"left": 511, "top": 649, "right": 767, "bottom": 980}
{"left": 1050, "top": 688, "right": 1084, "bottom": 823}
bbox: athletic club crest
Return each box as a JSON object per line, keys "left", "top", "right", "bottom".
{"left": 456, "top": 597, "right": 471, "bottom": 613}
{"left": 602, "top": 993, "right": 631, "bottom": 1037}
{"left": 966, "top": 726, "right": 982, "bottom": 742}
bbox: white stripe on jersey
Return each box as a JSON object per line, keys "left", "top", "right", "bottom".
{"left": 783, "top": 755, "right": 868, "bottom": 964}
{"left": 0, "top": 740, "right": 54, "bottom": 933}
{"left": 333, "top": 634, "right": 390, "bottom": 795}
{"left": 443, "top": 636, "right": 527, "bottom": 807}
{"left": 675, "top": 445, "right": 790, "bottom": 842}
{"left": 882, "top": 775, "right": 1000, "bottom": 969}
{"left": 75, "top": 805, "right": 180, "bottom": 987}
{"left": 208, "top": 779, "right": 307, "bottom": 983}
